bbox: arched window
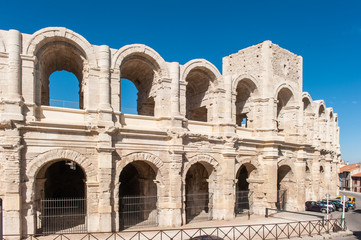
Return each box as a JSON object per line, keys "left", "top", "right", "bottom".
{"left": 276, "top": 88, "right": 295, "bottom": 132}
{"left": 185, "top": 68, "right": 216, "bottom": 122}
{"left": 235, "top": 79, "right": 257, "bottom": 128}
{"left": 49, "top": 71, "right": 80, "bottom": 108}
{"left": 121, "top": 79, "right": 138, "bottom": 114}
{"left": 119, "top": 54, "right": 160, "bottom": 116}
{"left": 35, "top": 41, "right": 85, "bottom": 109}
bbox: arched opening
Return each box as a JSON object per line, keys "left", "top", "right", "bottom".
{"left": 235, "top": 79, "right": 257, "bottom": 128}
{"left": 302, "top": 97, "right": 313, "bottom": 141}
{"left": 120, "top": 54, "right": 160, "bottom": 116}
{"left": 36, "top": 41, "right": 85, "bottom": 109}
{"left": 317, "top": 105, "right": 326, "bottom": 143}
{"left": 121, "top": 79, "right": 139, "bottom": 114}
{"left": 277, "top": 165, "right": 293, "bottom": 210}
{"left": 319, "top": 165, "right": 325, "bottom": 198}
{"left": 303, "top": 98, "right": 311, "bottom": 112}
{"left": 35, "top": 160, "right": 86, "bottom": 233}
{"left": 185, "top": 162, "right": 214, "bottom": 223}
{"left": 235, "top": 164, "right": 256, "bottom": 215}
{"left": 276, "top": 88, "right": 295, "bottom": 132}
{"left": 49, "top": 71, "right": 80, "bottom": 108}
{"left": 185, "top": 68, "right": 215, "bottom": 122}
{"left": 119, "top": 161, "right": 157, "bottom": 230}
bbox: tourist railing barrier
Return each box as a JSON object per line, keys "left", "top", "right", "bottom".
{"left": 3, "top": 218, "right": 345, "bottom": 240}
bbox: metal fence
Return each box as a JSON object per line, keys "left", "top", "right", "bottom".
{"left": 9, "top": 218, "right": 345, "bottom": 240}
{"left": 235, "top": 191, "right": 253, "bottom": 215}
{"left": 38, "top": 198, "right": 87, "bottom": 234}
{"left": 276, "top": 190, "right": 287, "bottom": 211}
{"left": 119, "top": 195, "right": 157, "bottom": 229}
{"left": 185, "top": 192, "right": 211, "bottom": 223}
{"left": 49, "top": 99, "right": 79, "bottom": 109}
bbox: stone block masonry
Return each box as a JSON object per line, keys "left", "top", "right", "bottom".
{"left": 0, "top": 27, "right": 340, "bottom": 238}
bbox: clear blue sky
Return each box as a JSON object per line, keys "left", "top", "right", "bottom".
{"left": 1, "top": 0, "right": 361, "bottom": 163}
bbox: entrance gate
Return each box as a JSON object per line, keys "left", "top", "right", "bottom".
{"left": 119, "top": 195, "right": 157, "bottom": 229}
{"left": 38, "top": 198, "right": 87, "bottom": 234}
{"left": 185, "top": 192, "right": 212, "bottom": 223}
{"left": 235, "top": 190, "right": 253, "bottom": 214}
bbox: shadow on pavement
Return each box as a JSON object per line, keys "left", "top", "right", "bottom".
{"left": 353, "top": 209, "right": 361, "bottom": 214}
{"left": 352, "top": 231, "right": 361, "bottom": 240}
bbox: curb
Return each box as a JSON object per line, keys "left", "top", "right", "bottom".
{"left": 290, "top": 229, "right": 353, "bottom": 240}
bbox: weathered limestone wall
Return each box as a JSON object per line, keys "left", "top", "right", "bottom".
{"left": 0, "top": 27, "right": 341, "bottom": 238}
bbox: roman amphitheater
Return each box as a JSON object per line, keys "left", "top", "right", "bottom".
{"left": 0, "top": 27, "right": 340, "bottom": 236}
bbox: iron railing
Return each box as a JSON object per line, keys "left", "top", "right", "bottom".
{"left": 235, "top": 191, "right": 253, "bottom": 215}
{"left": 38, "top": 198, "right": 87, "bottom": 234}
{"left": 7, "top": 218, "right": 345, "bottom": 240}
{"left": 185, "top": 192, "right": 211, "bottom": 223}
{"left": 119, "top": 195, "right": 157, "bottom": 229}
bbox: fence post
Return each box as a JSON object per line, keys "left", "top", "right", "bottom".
{"left": 0, "top": 198, "right": 2, "bottom": 240}
{"left": 265, "top": 208, "right": 268, "bottom": 218}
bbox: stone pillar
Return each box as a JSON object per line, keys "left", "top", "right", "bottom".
{"left": 96, "top": 149, "right": 113, "bottom": 232}
{"left": 213, "top": 151, "right": 236, "bottom": 220}
{"left": 295, "top": 150, "right": 307, "bottom": 211}
{"left": 169, "top": 62, "right": 180, "bottom": 117}
{"left": 97, "top": 45, "right": 113, "bottom": 125}
{"left": 262, "top": 148, "right": 278, "bottom": 211}
{"left": 92, "top": 130, "right": 114, "bottom": 232}
{"left": 8, "top": 30, "right": 21, "bottom": 102}
{"left": 1, "top": 29, "right": 23, "bottom": 123}
{"left": 224, "top": 75, "right": 233, "bottom": 123}
{"left": 158, "top": 152, "right": 183, "bottom": 227}
{"left": 3, "top": 128, "right": 22, "bottom": 238}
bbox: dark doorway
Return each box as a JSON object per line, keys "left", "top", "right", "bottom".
{"left": 235, "top": 165, "right": 250, "bottom": 214}
{"left": 119, "top": 161, "right": 157, "bottom": 230}
{"left": 37, "top": 160, "right": 86, "bottom": 233}
{"left": 185, "top": 163, "right": 211, "bottom": 223}
{"left": 277, "top": 165, "right": 292, "bottom": 210}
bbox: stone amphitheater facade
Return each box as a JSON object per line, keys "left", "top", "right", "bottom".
{"left": 0, "top": 27, "right": 340, "bottom": 236}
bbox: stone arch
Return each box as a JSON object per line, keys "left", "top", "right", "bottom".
{"left": 115, "top": 152, "right": 165, "bottom": 184}
{"left": 112, "top": 44, "right": 169, "bottom": 116}
{"left": 277, "top": 157, "right": 296, "bottom": 173}
{"left": 234, "top": 156, "right": 262, "bottom": 214}
{"left": 27, "top": 149, "right": 96, "bottom": 182}
{"left": 314, "top": 100, "right": 326, "bottom": 118}
{"left": 27, "top": 28, "right": 97, "bottom": 109}
{"left": 25, "top": 27, "right": 97, "bottom": 66}
{"left": 181, "top": 59, "right": 222, "bottom": 122}
{"left": 274, "top": 84, "right": 296, "bottom": 104}
{"left": 115, "top": 152, "right": 164, "bottom": 230}
{"left": 235, "top": 156, "right": 262, "bottom": 179}
{"left": 183, "top": 154, "right": 220, "bottom": 223}
{"left": 232, "top": 75, "right": 259, "bottom": 128}
{"left": 26, "top": 149, "right": 95, "bottom": 234}
{"left": 182, "top": 154, "right": 220, "bottom": 182}
{"left": 112, "top": 44, "right": 169, "bottom": 78}
{"left": 232, "top": 74, "right": 260, "bottom": 96}
{"left": 275, "top": 85, "right": 297, "bottom": 132}
{"left": 328, "top": 108, "right": 334, "bottom": 120}
{"left": 276, "top": 158, "right": 296, "bottom": 210}
{"left": 181, "top": 59, "right": 222, "bottom": 87}
{"left": 302, "top": 92, "right": 313, "bottom": 112}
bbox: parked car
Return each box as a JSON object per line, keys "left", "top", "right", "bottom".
{"left": 337, "top": 196, "right": 356, "bottom": 207}
{"left": 327, "top": 199, "right": 349, "bottom": 212}
{"left": 318, "top": 201, "right": 335, "bottom": 212}
{"left": 305, "top": 201, "right": 333, "bottom": 213}
{"left": 336, "top": 196, "right": 356, "bottom": 210}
